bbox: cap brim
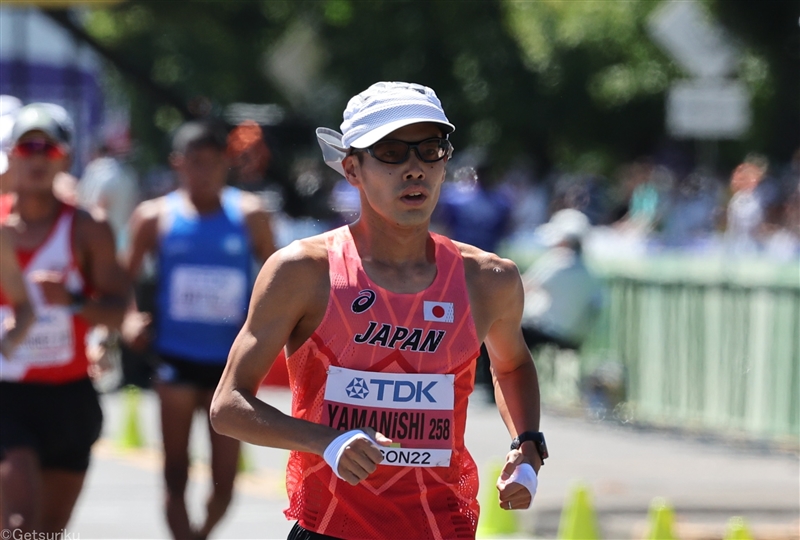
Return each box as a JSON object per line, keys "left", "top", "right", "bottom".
{"left": 316, "top": 127, "right": 347, "bottom": 177}
{"left": 349, "top": 118, "right": 455, "bottom": 149}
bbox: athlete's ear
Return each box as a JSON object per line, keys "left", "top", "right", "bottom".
{"left": 342, "top": 154, "right": 361, "bottom": 187}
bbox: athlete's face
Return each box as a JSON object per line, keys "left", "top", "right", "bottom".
{"left": 9, "top": 131, "right": 69, "bottom": 196}
{"left": 172, "top": 144, "right": 229, "bottom": 200}
{"left": 343, "top": 122, "right": 449, "bottom": 229}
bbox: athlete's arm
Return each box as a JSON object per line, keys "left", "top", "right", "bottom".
{"left": 210, "top": 239, "right": 387, "bottom": 485}
{"left": 119, "top": 199, "right": 160, "bottom": 351}
{"left": 0, "top": 228, "right": 34, "bottom": 358}
{"left": 241, "top": 192, "right": 276, "bottom": 263}
{"left": 465, "top": 248, "right": 542, "bottom": 508}
{"left": 72, "top": 210, "right": 130, "bottom": 329}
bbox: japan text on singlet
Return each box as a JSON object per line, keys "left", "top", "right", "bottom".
{"left": 284, "top": 226, "right": 482, "bottom": 540}
{"left": 0, "top": 204, "right": 90, "bottom": 383}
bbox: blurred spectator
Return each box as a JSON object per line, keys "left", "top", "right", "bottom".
{"left": 725, "top": 153, "right": 769, "bottom": 254}
{"left": 435, "top": 162, "right": 512, "bottom": 253}
{"left": 500, "top": 159, "right": 549, "bottom": 234}
{"left": 78, "top": 142, "right": 141, "bottom": 253}
{"left": 763, "top": 147, "right": 800, "bottom": 259}
{"left": 0, "top": 95, "right": 22, "bottom": 195}
{"left": 227, "top": 119, "right": 272, "bottom": 192}
{"left": 612, "top": 159, "right": 660, "bottom": 232}
{"left": 521, "top": 209, "right": 602, "bottom": 351}
{"left": 329, "top": 176, "right": 361, "bottom": 225}
{"left": 661, "top": 169, "right": 721, "bottom": 247}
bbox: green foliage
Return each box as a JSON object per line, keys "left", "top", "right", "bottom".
{"left": 83, "top": 0, "right": 797, "bottom": 192}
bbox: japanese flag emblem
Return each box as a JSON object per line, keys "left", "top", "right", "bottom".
{"left": 423, "top": 301, "right": 454, "bottom": 323}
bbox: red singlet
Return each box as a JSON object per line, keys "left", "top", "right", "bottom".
{"left": 284, "top": 225, "right": 482, "bottom": 539}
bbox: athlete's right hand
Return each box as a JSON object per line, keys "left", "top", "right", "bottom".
{"left": 121, "top": 311, "right": 152, "bottom": 352}
{"left": 326, "top": 428, "right": 392, "bottom": 485}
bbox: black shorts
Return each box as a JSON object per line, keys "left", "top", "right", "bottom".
{"left": 287, "top": 522, "right": 343, "bottom": 540}
{"left": 155, "top": 354, "right": 226, "bottom": 390}
{"left": 0, "top": 377, "right": 103, "bottom": 472}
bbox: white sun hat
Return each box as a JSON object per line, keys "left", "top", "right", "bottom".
{"left": 317, "top": 81, "right": 455, "bottom": 176}
{"left": 537, "top": 208, "right": 592, "bottom": 246}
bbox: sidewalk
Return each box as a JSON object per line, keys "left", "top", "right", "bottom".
{"left": 68, "top": 387, "right": 799, "bottom": 539}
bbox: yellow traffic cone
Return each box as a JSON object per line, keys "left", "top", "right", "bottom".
{"left": 645, "top": 497, "right": 677, "bottom": 540}
{"left": 237, "top": 444, "right": 254, "bottom": 473}
{"left": 477, "top": 461, "right": 519, "bottom": 538}
{"left": 723, "top": 517, "right": 753, "bottom": 540}
{"left": 557, "top": 482, "right": 600, "bottom": 540}
{"left": 117, "top": 385, "right": 144, "bottom": 449}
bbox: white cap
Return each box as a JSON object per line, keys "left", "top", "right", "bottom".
{"left": 317, "top": 81, "right": 454, "bottom": 176}
{"left": 537, "top": 209, "right": 591, "bottom": 246}
{"left": 0, "top": 95, "right": 23, "bottom": 175}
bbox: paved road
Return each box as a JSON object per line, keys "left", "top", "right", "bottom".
{"left": 67, "top": 387, "right": 799, "bottom": 539}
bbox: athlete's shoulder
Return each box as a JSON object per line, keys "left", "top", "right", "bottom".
{"left": 72, "top": 204, "right": 112, "bottom": 235}
{"left": 451, "top": 239, "right": 521, "bottom": 289}
{"left": 264, "top": 231, "right": 330, "bottom": 283}
{"left": 131, "top": 194, "right": 167, "bottom": 223}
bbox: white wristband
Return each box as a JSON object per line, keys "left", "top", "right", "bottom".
{"left": 323, "top": 429, "right": 379, "bottom": 480}
{"left": 499, "top": 462, "right": 538, "bottom": 500}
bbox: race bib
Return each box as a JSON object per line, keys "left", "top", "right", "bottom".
{"left": 0, "top": 306, "right": 74, "bottom": 367}
{"left": 323, "top": 367, "right": 455, "bottom": 467}
{"left": 169, "top": 265, "right": 246, "bottom": 323}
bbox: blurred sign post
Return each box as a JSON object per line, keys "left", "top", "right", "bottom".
{"left": 648, "top": 0, "right": 750, "bottom": 169}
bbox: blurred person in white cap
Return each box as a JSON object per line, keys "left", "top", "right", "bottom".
{"left": 212, "top": 81, "right": 546, "bottom": 540}
{"left": 0, "top": 103, "right": 129, "bottom": 534}
{"left": 520, "top": 208, "right": 602, "bottom": 351}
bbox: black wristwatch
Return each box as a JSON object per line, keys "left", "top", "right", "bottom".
{"left": 510, "top": 431, "right": 548, "bottom": 464}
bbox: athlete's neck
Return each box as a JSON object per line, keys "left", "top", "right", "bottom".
{"left": 14, "top": 191, "right": 61, "bottom": 225}
{"left": 349, "top": 219, "right": 437, "bottom": 294}
{"left": 180, "top": 188, "right": 222, "bottom": 215}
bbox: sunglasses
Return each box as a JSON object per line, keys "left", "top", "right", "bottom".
{"left": 12, "top": 139, "right": 67, "bottom": 160}
{"left": 355, "top": 137, "right": 454, "bottom": 165}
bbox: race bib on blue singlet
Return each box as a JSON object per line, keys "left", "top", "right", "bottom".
{"left": 168, "top": 265, "right": 246, "bottom": 323}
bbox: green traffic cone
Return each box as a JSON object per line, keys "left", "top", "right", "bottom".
{"left": 558, "top": 483, "right": 601, "bottom": 540}
{"left": 723, "top": 517, "right": 753, "bottom": 540}
{"left": 645, "top": 497, "right": 677, "bottom": 540}
{"left": 118, "top": 385, "right": 144, "bottom": 449}
{"left": 477, "top": 461, "right": 519, "bottom": 538}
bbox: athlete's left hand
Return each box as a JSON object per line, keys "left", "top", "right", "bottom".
{"left": 497, "top": 450, "right": 536, "bottom": 511}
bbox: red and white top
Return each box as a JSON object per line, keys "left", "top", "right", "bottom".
{"left": 0, "top": 204, "right": 90, "bottom": 383}
{"left": 284, "top": 226, "right": 482, "bottom": 540}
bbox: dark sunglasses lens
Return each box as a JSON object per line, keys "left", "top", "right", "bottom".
{"left": 417, "top": 139, "right": 448, "bottom": 162}
{"left": 371, "top": 141, "right": 409, "bottom": 164}
{"left": 14, "top": 140, "right": 64, "bottom": 160}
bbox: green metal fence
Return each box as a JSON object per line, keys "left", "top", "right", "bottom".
{"left": 513, "top": 249, "right": 800, "bottom": 443}
{"left": 591, "top": 278, "right": 800, "bottom": 441}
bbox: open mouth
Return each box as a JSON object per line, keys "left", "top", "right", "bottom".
{"left": 401, "top": 191, "right": 426, "bottom": 203}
